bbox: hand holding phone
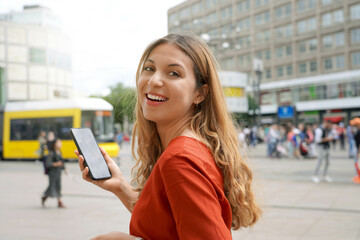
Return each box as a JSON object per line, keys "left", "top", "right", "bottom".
{"left": 70, "top": 128, "right": 111, "bottom": 180}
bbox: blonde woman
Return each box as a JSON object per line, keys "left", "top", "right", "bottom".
{"left": 75, "top": 33, "right": 261, "bottom": 239}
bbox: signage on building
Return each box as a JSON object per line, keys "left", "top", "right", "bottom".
{"left": 278, "top": 106, "right": 294, "bottom": 119}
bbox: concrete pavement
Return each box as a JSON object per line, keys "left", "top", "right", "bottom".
{"left": 0, "top": 144, "right": 359, "bottom": 240}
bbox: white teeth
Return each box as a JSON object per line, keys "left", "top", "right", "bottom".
{"left": 147, "top": 94, "right": 167, "bottom": 102}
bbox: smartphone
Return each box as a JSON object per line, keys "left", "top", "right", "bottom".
{"left": 70, "top": 128, "right": 112, "bottom": 180}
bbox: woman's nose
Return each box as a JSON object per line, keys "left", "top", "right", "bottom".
{"left": 148, "top": 72, "right": 164, "bottom": 87}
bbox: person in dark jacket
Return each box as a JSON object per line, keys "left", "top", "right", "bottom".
{"left": 41, "top": 138, "right": 67, "bottom": 208}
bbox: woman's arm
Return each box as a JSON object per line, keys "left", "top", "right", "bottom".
{"left": 75, "top": 147, "right": 139, "bottom": 212}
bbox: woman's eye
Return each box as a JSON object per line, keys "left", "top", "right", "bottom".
{"left": 169, "top": 71, "right": 180, "bottom": 77}
{"left": 144, "top": 66, "right": 154, "bottom": 71}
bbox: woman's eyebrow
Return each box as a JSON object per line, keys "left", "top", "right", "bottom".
{"left": 168, "top": 63, "right": 185, "bottom": 70}
{"left": 147, "top": 58, "right": 185, "bottom": 70}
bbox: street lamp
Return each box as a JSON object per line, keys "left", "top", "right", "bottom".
{"left": 253, "top": 58, "right": 263, "bottom": 127}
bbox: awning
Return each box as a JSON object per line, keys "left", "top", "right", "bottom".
{"left": 324, "top": 116, "right": 343, "bottom": 123}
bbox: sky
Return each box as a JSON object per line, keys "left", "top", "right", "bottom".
{"left": 0, "top": 0, "right": 185, "bottom": 96}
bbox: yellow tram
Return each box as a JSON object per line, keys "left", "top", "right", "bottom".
{"left": 2, "top": 98, "right": 119, "bottom": 160}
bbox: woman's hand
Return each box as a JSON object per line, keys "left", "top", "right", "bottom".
{"left": 75, "top": 147, "right": 139, "bottom": 212}
{"left": 75, "top": 147, "right": 124, "bottom": 194}
{"left": 90, "top": 232, "right": 137, "bottom": 240}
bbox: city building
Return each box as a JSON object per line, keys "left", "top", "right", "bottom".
{"left": 0, "top": 5, "right": 72, "bottom": 105}
{"left": 168, "top": 0, "right": 360, "bottom": 124}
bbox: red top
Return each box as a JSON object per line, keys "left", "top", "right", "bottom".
{"left": 130, "top": 136, "right": 232, "bottom": 240}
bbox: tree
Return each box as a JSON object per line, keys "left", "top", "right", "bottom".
{"left": 233, "top": 94, "right": 258, "bottom": 126}
{"left": 101, "top": 83, "right": 136, "bottom": 127}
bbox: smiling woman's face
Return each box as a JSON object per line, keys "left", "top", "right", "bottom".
{"left": 137, "top": 43, "right": 200, "bottom": 126}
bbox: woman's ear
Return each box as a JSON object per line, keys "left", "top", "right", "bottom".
{"left": 194, "top": 84, "right": 209, "bottom": 104}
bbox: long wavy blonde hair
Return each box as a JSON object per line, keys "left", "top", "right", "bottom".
{"left": 131, "top": 33, "right": 261, "bottom": 229}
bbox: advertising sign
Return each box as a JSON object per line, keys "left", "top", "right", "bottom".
{"left": 278, "top": 106, "right": 294, "bottom": 119}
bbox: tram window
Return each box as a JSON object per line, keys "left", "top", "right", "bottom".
{"left": 10, "top": 117, "right": 73, "bottom": 140}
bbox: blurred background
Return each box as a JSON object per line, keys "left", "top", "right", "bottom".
{"left": 0, "top": 0, "right": 360, "bottom": 239}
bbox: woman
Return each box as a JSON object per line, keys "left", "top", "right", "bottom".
{"left": 42, "top": 138, "right": 66, "bottom": 208}
{"left": 76, "top": 33, "right": 261, "bottom": 239}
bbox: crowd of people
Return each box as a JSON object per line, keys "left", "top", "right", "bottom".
{"left": 238, "top": 118, "right": 360, "bottom": 184}
{"left": 238, "top": 121, "right": 354, "bottom": 158}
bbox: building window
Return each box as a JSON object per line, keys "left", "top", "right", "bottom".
{"left": 322, "top": 0, "right": 331, "bottom": 5}
{"left": 297, "top": 20, "right": 306, "bottom": 33}
{"left": 323, "top": 35, "right": 332, "bottom": 48}
{"left": 298, "top": 41, "right": 306, "bottom": 52}
{"left": 287, "top": 65, "right": 293, "bottom": 75}
{"left": 335, "top": 55, "right": 345, "bottom": 69}
{"left": 237, "top": 0, "right": 250, "bottom": 13}
{"left": 277, "top": 67, "right": 284, "bottom": 77}
{"left": 310, "top": 61, "right": 317, "bottom": 72}
{"left": 350, "top": 3, "right": 360, "bottom": 20}
{"left": 309, "top": 39, "right": 317, "bottom": 51}
{"left": 205, "top": 0, "right": 217, "bottom": 9}
{"left": 324, "top": 58, "right": 333, "bottom": 70}
{"left": 221, "top": 6, "right": 233, "bottom": 19}
{"left": 285, "top": 25, "right": 292, "bottom": 37}
{"left": 266, "top": 69, "right": 271, "bottom": 79}
{"left": 334, "top": 9, "right": 344, "bottom": 23}
{"left": 255, "top": 11, "right": 270, "bottom": 26}
{"left": 285, "top": 4, "right": 292, "bottom": 16}
{"left": 297, "top": 17, "right": 316, "bottom": 34}
{"left": 276, "top": 47, "right": 284, "bottom": 57}
{"left": 299, "top": 63, "right": 307, "bottom": 74}
{"left": 351, "top": 52, "right": 360, "bottom": 67}
{"left": 308, "top": 0, "right": 316, "bottom": 8}
{"left": 334, "top": 32, "right": 344, "bottom": 46}
{"left": 265, "top": 50, "right": 271, "bottom": 60}
{"left": 351, "top": 28, "right": 360, "bottom": 44}
{"left": 297, "top": 0, "right": 305, "bottom": 12}
{"left": 237, "top": 17, "right": 251, "bottom": 31}
{"left": 192, "top": 2, "right": 203, "bottom": 14}
{"left": 308, "top": 18, "right": 316, "bottom": 31}
{"left": 29, "top": 48, "right": 46, "bottom": 64}
{"left": 286, "top": 45, "right": 292, "bottom": 56}
{"left": 322, "top": 12, "right": 332, "bottom": 26}
{"left": 322, "top": 9, "right": 344, "bottom": 27}
{"left": 275, "top": 6, "right": 282, "bottom": 19}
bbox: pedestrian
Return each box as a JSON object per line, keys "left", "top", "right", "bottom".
{"left": 346, "top": 122, "right": 356, "bottom": 158}
{"left": 331, "top": 124, "right": 339, "bottom": 150}
{"left": 312, "top": 120, "right": 334, "bottom": 183}
{"left": 350, "top": 118, "right": 360, "bottom": 184}
{"left": 37, "top": 130, "right": 47, "bottom": 157}
{"left": 75, "top": 33, "right": 262, "bottom": 239}
{"left": 41, "top": 138, "right": 67, "bottom": 208}
{"left": 37, "top": 130, "right": 48, "bottom": 172}
{"left": 292, "top": 128, "right": 302, "bottom": 159}
{"left": 286, "top": 123, "right": 295, "bottom": 158}
{"left": 338, "top": 122, "right": 345, "bottom": 150}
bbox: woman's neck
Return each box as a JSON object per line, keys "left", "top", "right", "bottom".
{"left": 156, "top": 121, "right": 198, "bottom": 150}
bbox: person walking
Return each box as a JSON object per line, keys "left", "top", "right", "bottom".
{"left": 350, "top": 118, "right": 360, "bottom": 184}
{"left": 41, "top": 138, "right": 67, "bottom": 208}
{"left": 347, "top": 122, "right": 356, "bottom": 158}
{"left": 37, "top": 130, "right": 48, "bottom": 174}
{"left": 312, "top": 120, "right": 334, "bottom": 183}
{"left": 75, "top": 33, "right": 262, "bottom": 239}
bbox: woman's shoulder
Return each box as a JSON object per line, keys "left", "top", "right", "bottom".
{"left": 167, "top": 136, "right": 211, "bottom": 156}
{"left": 158, "top": 136, "right": 215, "bottom": 171}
